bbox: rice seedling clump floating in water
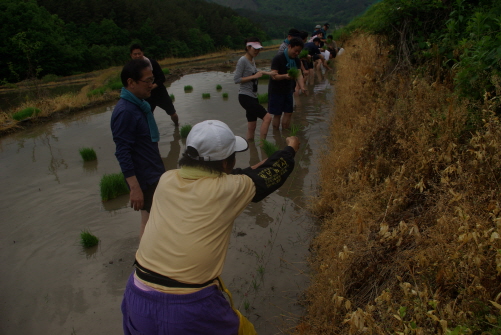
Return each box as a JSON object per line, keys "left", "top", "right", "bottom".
{"left": 170, "top": 94, "right": 175, "bottom": 101}
{"left": 202, "top": 93, "right": 210, "bottom": 99}
{"left": 80, "top": 229, "right": 99, "bottom": 248}
{"left": 184, "top": 85, "right": 193, "bottom": 92}
{"left": 289, "top": 124, "right": 302, "bottom": 136}
{"left": 180, "top": 124, "right": 192, "bottom": 138}
{"left": 216, "top": 84, "right": 222, "bottom": 90}
{"left": 100, "top": 172, "right": 129, "bottom": 201}
{"left": 222, "top": 93, "right": 229, "bottom": 98}
{"left": 79, "top": 147, "right": 97, "bottom": 161}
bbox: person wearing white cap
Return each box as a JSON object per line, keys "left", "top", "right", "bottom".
{"left": 234, "top": 37, "right": 276, "bottom": 141}
{"left": 121, "top": 120, "right": 300, "bottom": 335}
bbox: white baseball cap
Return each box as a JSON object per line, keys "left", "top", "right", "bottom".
{"left": 186, "top": 120, "right": 248, "bottom": 161}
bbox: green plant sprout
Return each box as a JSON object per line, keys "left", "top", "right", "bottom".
{"left": 12, "top": 107, "right": 41, "bottom": 121}
{"left": 222, "top": 92, "right": 229, "bottom": 98}
{"left": 299, "top": 49, "right": 309, "bottom": 59}
{"left": 202, "top": 93, "right": 210, "bottom": 99}
{"left": 100, "top": 172, "right": 129, "bottom": 201}
{"left": 287, "top": 68, "right": 299, "bottom": 79}
{"left": 80, "top": 229, "right": 99, "bottom": 248}
{"left": 184, "top": 85, "right": 193, "bottom": 91}
{"left": 289, "top": 124, "right": 302, "bottom": 136}
{"left": 169, "top": 94, "right": 175, "bottom": 101}
{"left": 79, "top": 147, "right": 97, "bottom": 161}
{"left": 257, "top": 93, "right": 268, "bottom": 104}
{"left": 216, "top": 84, "right": 222, "bottom": 90}
{"left": 260, "top": 139, "right": 279, "bottom": 157}
{"left": 162, "top": 68, "right": 170, "bottom": 75}
{"left": 180, "top": 124, "right": 192, "bottom": 138}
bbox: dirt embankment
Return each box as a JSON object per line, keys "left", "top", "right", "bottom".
{"left": 300, "top": 33, "right": 501, "bottom": 334}
{"left": 0, "top": 47, "right": 276, "bottom": 137}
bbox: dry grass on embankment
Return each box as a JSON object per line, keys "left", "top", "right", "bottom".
{"left": 300, "top": 33, "right": 501, "bottom": 334}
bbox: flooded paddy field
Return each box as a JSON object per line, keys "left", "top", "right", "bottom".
{"left": 0, "top": 66, "right": 335, "bottom": 334}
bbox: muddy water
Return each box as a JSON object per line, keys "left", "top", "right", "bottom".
{"left": 0, "top": 67, "right": 334, "bottom": 334}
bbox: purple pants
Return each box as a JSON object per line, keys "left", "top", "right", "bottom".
{"left": 121, "top": 273, "right": 239, "bottom": 335}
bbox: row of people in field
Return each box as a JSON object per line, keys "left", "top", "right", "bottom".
{"left": 234, "top": 25, "right": 339, "bottom": 141}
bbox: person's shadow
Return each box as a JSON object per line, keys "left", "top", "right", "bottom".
{"left": 162, "top": 127, "right": 181, "bottom": 171}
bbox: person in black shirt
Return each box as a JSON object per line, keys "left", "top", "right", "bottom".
{"left": 130, "top": 44, "right": 179, "bottom": 126}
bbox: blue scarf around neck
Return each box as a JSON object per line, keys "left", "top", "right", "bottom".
{"left": 283, "top": 48, "right": 297, "bottom": 70}
{"left": 120, "top": 88, "right": 160, "bottom": 142}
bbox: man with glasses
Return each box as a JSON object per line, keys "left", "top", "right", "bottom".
{"left": 130, "top": 44, "right": 179, "bottom": 126}
{"left": 111, "top": 59, "right": 165, "bottom": 238}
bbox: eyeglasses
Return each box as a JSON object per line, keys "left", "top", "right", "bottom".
{"left": 137, "top": 77, "right": 155, "bottom": 84}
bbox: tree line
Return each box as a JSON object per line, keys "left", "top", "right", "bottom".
{"left": 0, "top": 0, "right": 267, "bottom": 83}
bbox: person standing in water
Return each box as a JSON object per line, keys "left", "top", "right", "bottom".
{"left": 234, "top": 37, "right": 276, "bottom": 141}
{"left": 268, "top": 37, "right": 307, "bottom": 130}
{"left": 111, "top": 59, "right": 165, "bottom": 238}
{"left": 130, "top": 44, "right": 179, "bottom": 126}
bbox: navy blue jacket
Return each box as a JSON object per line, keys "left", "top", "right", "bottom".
{"left": 110, "top": 99, "right": 165, "bottom": 189}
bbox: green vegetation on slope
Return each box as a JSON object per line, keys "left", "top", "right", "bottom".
{"left": 0, "top": 0, "right": 267, "bottom": 82}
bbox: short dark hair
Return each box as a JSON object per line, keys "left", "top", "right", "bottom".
{"left": 178, "top": 147, "right": 236, "bottom": 175}
{"left": 289, "top": 37, "right": 304, "bottom": 49}
{"left": 244, "top": 37, "right": 261, "bottom": 50}
{"left": 313, "top": 37, "right": 321, "bottom": 43}
{"left": 288, "top": 28, "right": 300, "bottom": 37}
{"left": 130, "top": 43, "right": 143, "bottom": 53}
{"left": 121, "top": 59, "right": 150, "bottom": 87}
{"left": 299, "top": 31, "right": 308, "bottom": 41}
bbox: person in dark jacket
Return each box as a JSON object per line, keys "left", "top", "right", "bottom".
{"left": 111, "top": 59, "right": 165, "bottom": 238}
{"left": 130, "top": 44, "right": 179, "bottom": 126}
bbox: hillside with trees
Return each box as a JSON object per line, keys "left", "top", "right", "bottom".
{"left": 207, "top": 0, "right": 381, "bottom": 29}
{"left": 0, "top": 0, "right": 267, "bottom": 83}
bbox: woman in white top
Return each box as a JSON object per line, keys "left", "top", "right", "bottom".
{"left": 233, "top": 37, "right": 276, "bottom": 141}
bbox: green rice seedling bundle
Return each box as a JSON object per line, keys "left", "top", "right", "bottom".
{"left": 162, "top": 68, "right": 170, "bottom": 75}
{"left": 287, "top": 68, "right": 299, "bottom": 79}
{"left": 258, "top": 93, "right": 268, "bottom": 104}
{"left": 170, "top": 94, "right": 175, "bottom": 101}
{"left": 261, "top": 139, "right": 279, "bottom": 157}
{"left": 80, "top": 229, "right": 99, "bottom": 248}
{"left": 299, "top": 49, "right": 309, "bottom": 59}
{"left": 289, "top": 124, "right": 302, "bottom": 136}
{"left": 222, "top": 92, "right": 229, "bottom": 98}
{"left": 100, "top": 172, "right": 129, "bottom": 201}
{"left": 180, "top": 124, "right": 192, "bottom": 138}
{"left": 216, "top": 84, "right": 222, "bottom": 90}
{"left": 79, "top": 147, "right": 97, "bottom": 161}
{"left": 202, "top": 93, "right": 210, "bottom": 99}
{"left": 184, "top": 85, "right": 193, "bottom": 92}
{"left": 12, "top": 107, "right": 41, "bottom": 121}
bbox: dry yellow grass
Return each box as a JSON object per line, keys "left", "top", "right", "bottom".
{"left": 301, "top": 33, "right": 501, "bottom": 334}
